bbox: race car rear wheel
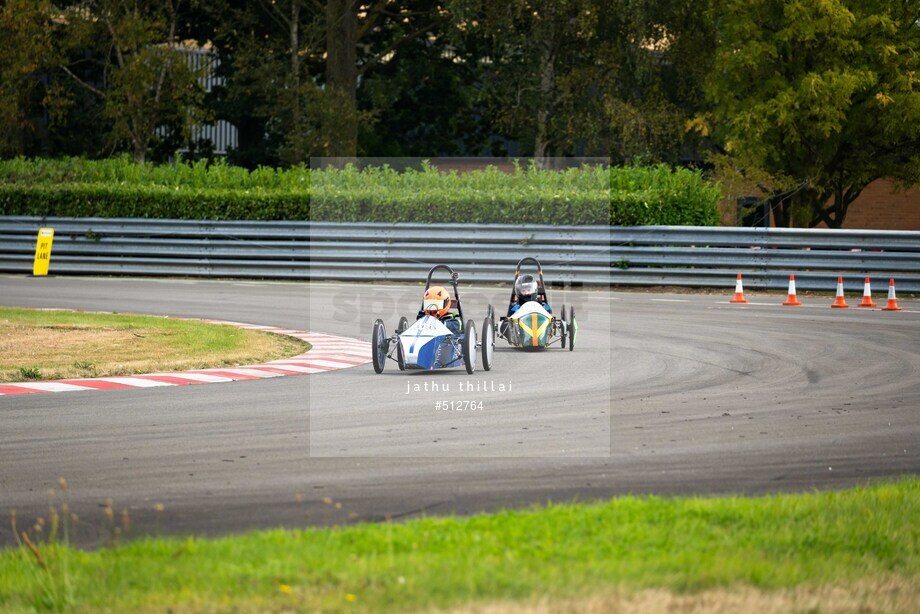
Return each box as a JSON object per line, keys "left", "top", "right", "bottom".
{"left": 560, "top": 305, "right": 567, "bottom": 348}
{"left": 567, "top": 308, "right": 576, "bottom": 351}
{"left": 481, "top": 315, "right": 494, "bottom": 371}
{"left": 463, "top": 320, "right": 477, "bottom": 374}
{"left": 372, "top": 319, "right": 387, "bottom": 373}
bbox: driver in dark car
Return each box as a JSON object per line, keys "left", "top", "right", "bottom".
{"left": 510, "top": 274, "right": 551, "bottom": 314}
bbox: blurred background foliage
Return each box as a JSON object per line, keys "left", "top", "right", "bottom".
{"left": 0, "top": 1, "right": 917, "bottom": 227}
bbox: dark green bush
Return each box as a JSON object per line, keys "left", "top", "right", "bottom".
{"left": 0, "top": 157, "right": 721, "bottom": 225}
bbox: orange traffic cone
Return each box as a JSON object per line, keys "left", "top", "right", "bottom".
{"left": 831, "top": 276, "right": 849, "bottom": 308}
{"left": 783, "top": 274, "right": 802, "bottom": 306}
{"left": 730, "top": 273, "right": 748, "bottom": 304}
{"left": 882, "top": 278, "right": 903, "bottom": 311}
{"left": 858, "top": 277, "right": 877, "bottom": 308}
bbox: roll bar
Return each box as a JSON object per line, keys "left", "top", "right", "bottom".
{"left": 509, "top": 257, "right": 549, "bottom": 311}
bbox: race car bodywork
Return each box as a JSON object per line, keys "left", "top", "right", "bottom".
{"left": 396, "top": 315, "right": 463, "bottom": 370}
{"left": 505, "top": 301, "right": 554, "bottom": 348}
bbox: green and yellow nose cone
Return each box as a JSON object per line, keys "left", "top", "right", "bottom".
{"left": 517, "top": 312, "right": 551, "bottom": 347}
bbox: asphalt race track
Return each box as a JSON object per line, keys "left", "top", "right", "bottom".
{"left": 1, "top": 276, "right": 918, "bottom": 545}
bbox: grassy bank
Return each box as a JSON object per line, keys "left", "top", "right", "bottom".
{"left": 0, "top": 307, "right": 309, "bottom": 381}
{"left": 0, "top": 478, "right": 915, "bottom": 612}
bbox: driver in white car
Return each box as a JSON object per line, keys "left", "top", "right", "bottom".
{"left": 417, "top": 285, "right": 462, "bottom": 333}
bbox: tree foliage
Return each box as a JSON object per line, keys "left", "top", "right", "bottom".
{"left": 57, "top": 0, "right": 207, "bottom": 163}
{"left": 448, "top": 0, "right": 713, "bottom": 166}
{"left": 204, "top": 0, "right": 327, "bottom": 167}
{"left": 327, "top": 0, "right": 452, "bottom": 159}
{"left": 0, "top": 0, "right": 916, "bottom": 231}
{"left": 700, "top": 0, "right": 920, "bottom": 227}
{"left": 0, "top": 0, "right": 58, "bottom": 156}
{"left": 0, "top": 0, "right": 714, "bottom": 165}
{"left": 595, "top": 0, "right": 716, "bottom": 164}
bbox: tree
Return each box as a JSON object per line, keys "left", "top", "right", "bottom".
{"left": 699, "top": 0, "right": 920, "bottom": 227}
{"left": 208, "top": 1, "right": 446, "bottom": 163}
{"left": 59, "top": 0, "right": 207, "bottom": 163}
{"left": 592, "top": 0, "right": 717, "bottom": 165}
{"left": 358, "top": 26, "right": 490, "bottom": 156}
{"left": 452, "top": 0, "right": 715, "bottom": 167}
{"left": 0, "top": 0, "right": 57, "bottom": 157}
{"left": 325, "top": 0, "right": 357, "bottom": 158}
{"left": 207, "top": 0, "right": 327, "bottom": 166}
{"left": 450, "top": 0, "right": 599, "bottom": 166}
{"left": 324, "top": 0, "right": 450, "bottom": 159}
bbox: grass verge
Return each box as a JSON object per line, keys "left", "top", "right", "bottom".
{"left": 0, "top": 478, "right": 916, "bottom": 612}
{"left": 0, "top": 307, "right": 310, "bottom": 382}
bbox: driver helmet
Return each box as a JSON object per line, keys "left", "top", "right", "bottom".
{"left": 515, "top": 274, "right": 538, "bottom": 300}
{"left": 423, "top": 286, "right": 451, "bottom": 317}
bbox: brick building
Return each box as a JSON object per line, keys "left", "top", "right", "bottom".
{"left": 724, "top": 178, "right": 920, "bottom": 230}
{"left": 838, "top": 179, "right": 920, "bottom": 230}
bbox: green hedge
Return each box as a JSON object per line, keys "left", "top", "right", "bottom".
{"left": 0, "top": 156, "right": 310, "bottom": 190}
{"left": 0, "top": 183, "right": 311, "bottom": 220}
{"left": 0, "top": 157, "right": 721, "bottom": 225}
{"left": 310, "top": 163, "right": 610, "bottom": 224}
{"left": 0, "top": 156, "right": 311, "bottom": 221}
{"left": 610, "top": 164, "right": 722, "bottom": 226}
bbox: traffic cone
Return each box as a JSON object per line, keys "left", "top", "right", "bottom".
{"left": 783, "top": 274, "right": 802, "bottom": 306}
{"left": 882, "top": 278, "right": 902, "bottom": 311}
{"left": 730, "top": 273, "right": 748, "bottom": 304}
{"left": 831, "top": 276, "right": 849, "bottom": 308}
{"left": 858, "top": 277, "right": 877, "bottom": 308}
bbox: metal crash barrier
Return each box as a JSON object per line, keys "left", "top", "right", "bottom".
{"left": 1, "top": 217, "right": 918, "bottom": 291}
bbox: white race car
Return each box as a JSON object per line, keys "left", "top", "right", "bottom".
{"left": 371, "top": 265, "right": 494, "bottom": 374}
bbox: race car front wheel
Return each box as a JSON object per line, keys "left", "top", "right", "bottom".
{"left": 463, "top": 320, "right": 477, "bottom": 374}
{"left": 567, "top": 308, "right": 576, "bottom": 351}
{"left": 396, "top": 339, "right": 406, "bottom": 371}
{"left": 481, "top": 315, "right": 494, "bottom": 371}
{"left": 372, "top": 319, "right": 387, "bottom": 373}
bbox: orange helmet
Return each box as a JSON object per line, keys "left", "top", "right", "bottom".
{"left": 423, "top": 286, "right": 451, "bottom": 317}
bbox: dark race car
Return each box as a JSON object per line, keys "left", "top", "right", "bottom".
{"left": 495, "top": 257, "right": 576, "bottom": 351}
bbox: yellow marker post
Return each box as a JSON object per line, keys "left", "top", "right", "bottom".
{"left": 32, "top": 227, "right": 54, "bottom": 276}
